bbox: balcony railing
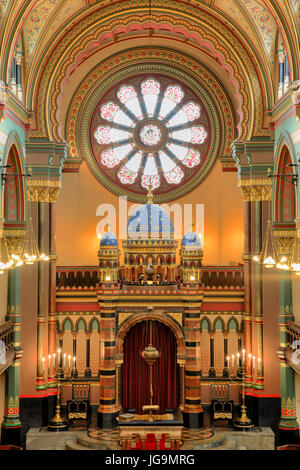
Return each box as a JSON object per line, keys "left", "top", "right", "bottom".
{"left": 285, "top": 320, "right": 300, "bottom": 375}
{"left": 56, "top": 266, "right": 244, "bottom": 290}
{"left": 0, "top": 320, "right": 15, "bottom": 374}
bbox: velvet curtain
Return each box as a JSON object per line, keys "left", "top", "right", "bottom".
{"left": 122, "top": 320, "right": 178, "bottom": 414}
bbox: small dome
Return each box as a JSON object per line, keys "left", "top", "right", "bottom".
{"left": 99, "top": 231, "right": 118, "bottom": 246}
{"left": 181, "top": 232, "right": 202, "bottom": 248}
{"left": 127, "top": 203, "right": 174, "bottom": 239}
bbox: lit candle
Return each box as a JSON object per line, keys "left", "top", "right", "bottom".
{"left": 48, "top": 354, "right": 51, "bottom": 370}
{"left": 73, "top": 356, "right": 76, "bottom": 369}
{"left": 242, "top": 349, "right": 245, "bottom": 365}
{"left": 68, "top": 355, "right": 71, "bottom": 368}
{"left": 226, "top": 356, "right": 230, "bottom": 368}
{"left": 58, "top": 349, "right": 61, "bottom": 365}
{"left": 231, "top": 354, "right": 235, "bottom": 369}
{"left": 258, "top": 357, "right": 261, "bottom": 375}
{"left": 248, "top": 353, "right": 252, "bottom": 369}
{"left": 53, "top": 353, "right": 56, "bottom": 368}
{"left": 63, "top": 353, "right": 66, "bottom": 368}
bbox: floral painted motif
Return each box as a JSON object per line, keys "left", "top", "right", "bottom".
{"left": 101, "top": 102, "right": 120, "bottom": 121}
{"left": 141, "top": 175, "right": 160, "bottom": 190}
{"left": 183, "top": 103, "right": 201, "bottom": 122}
{"left": 101, "top": 149, "right": 119, "bottom": 168}
{"left": 118, "top": 167, "right": 137, "bottom": 184}
{"left": 165, "top": 85, "right": 184, "bottom": 103}
{"left": 23, "top": 0, "right": 61, "bottom": 60}
{"left": 242, "top": 0, "right": 276, "bottom": 55}
{"left": 164, "top": 167, "right": 184, "bottom": 184}
{"left": 182, "top": 149, "right": 201, "bottom": 167}
{"left": 191, "top": 127, "right": 207, "bottom": 144}
{"left": 117, "top": 86, "right": 137, "bottom": 104}
{"left": 94, "top": 126, "right": 111, "bottom": 144}
{"left": 141, "top": 79, "right": 160, "bottom": 96}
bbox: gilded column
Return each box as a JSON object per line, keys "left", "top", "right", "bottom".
{"left": 254, "top": 200, "right": 264, "bottom": 389}
{"left": 48, "top": 202, "right": 57, "bottom": 388}
{"left": 36, "top": 201, "right": 47, "bottom": 390}
{"left": 239, "top": 178, "right": 272, "bottom": 390}
{"left": 275, "top": 230, "right": 299, "bottom": 444}
{"left": 1, "top": 268, "right": 23, "bottom": 445}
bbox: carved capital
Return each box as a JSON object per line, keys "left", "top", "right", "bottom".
{"left": 27, "top": 179, "right": 61, "bottom": 203}
{"left": 4, "top": 229, "right": 25, "bottom": 256}
{"left": 273, "top": 229, "right": 296, "bottom": 257}
{"left": 238, "top": 178, "right": 272, "bottom": 201}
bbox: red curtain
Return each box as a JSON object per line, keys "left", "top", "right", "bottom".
{"left": 122, "top": 320, "right": 178, "bottom": 414}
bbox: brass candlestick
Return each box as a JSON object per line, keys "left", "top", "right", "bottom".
{"left": 233, "top": 363, "right": 254, "bottom": 430}
{"left": 48, "top": 354, "right": 68, "bottom": 431}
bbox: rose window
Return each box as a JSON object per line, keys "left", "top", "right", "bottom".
{"left": 90, "top": 74, "right": 211, "bottom": 198}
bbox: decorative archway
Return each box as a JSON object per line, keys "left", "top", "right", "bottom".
{"left": 117, "top": 312, "right": 184, "bottom": 414}
{"left": 121, "top": 319, "right": 179, "bottom": 414}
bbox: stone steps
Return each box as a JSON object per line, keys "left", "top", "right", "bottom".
{"left": 65, "top": 438, "right": 91, "bottom": 450}
{"left": 64, "top": 433, "right": 108, "bottom": 450}
{"left": 193, "top": 433, "right": 226, "bottom": 450}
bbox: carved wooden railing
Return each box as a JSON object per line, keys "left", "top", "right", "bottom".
{"left": 57, "top": 266, "right": 244, "bottom": 289}
{"left": 285, "top": 320, "right": 300, "bottom": 374}
{"left": 201, "top": 266, "right": 244, "bottom": 288}
{"left": 0, "top": 320, "right": 15, "bottom": 374}
{"left": 56, "top": 267, "right": 99, "bottom": 289}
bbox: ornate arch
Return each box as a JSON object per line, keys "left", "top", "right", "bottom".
{"left": 1, "top": 131, "right": 27, "bottom": 227}
{"left": 213, "top": 316, "right": 225, "bottom": 332}
{"left": 273, "top": 133, "right": 298, "bottom": 224}
{"left": 226, "top": 316, "right": 239, "bottom": 333}
{"left": 62, "top": 316, "right": 74, "bottom": 332}
{"left": 116, "top": 312, "right": 184, "bottom": 357}
{"left": 200, "top": 316, "right": 212, "bottom": 332}
{"left": 27, "top": 8, "right": 267, "bottom": 143}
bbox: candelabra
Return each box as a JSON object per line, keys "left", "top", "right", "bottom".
{"left": 226, "top": 350, "right": 262, "bottom": 430}
{"left": 46, "top": 350, "right": 76, "bottom": 431}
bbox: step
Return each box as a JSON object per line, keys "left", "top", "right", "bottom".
{"left": 76, "top": 433, "right": 108, "bottom": 450}
{"left": 65, "top": 438, "right": 91, "bottom": 451}
{"left": 193, "top": 433, "right": 226, "bottom": 450}
{"left": 212, "top": 439, "right": 236, "bottom": 450}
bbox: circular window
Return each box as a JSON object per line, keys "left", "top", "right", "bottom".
{"left": 90, "top": 74, "right": 214, "bottom": 200}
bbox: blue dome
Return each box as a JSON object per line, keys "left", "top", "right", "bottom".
{"left": 100, "top": 231, "right": 118, "bottom": 246}
{"left": 127, "top": 203, "right": 174, "bottom": 239}
{"left": 181, "top": 232, "right": 202, "bottom": 248}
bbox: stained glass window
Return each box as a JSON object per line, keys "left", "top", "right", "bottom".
{"left": 91, "top": 75, "right": 211, "bottom": 195}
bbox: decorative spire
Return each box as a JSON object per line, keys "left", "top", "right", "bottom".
{"left": 147, "top": 184, "right": 153, "bottom": 204}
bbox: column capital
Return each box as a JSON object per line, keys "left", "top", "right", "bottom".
{"left": 273, "top": 229, "right": 296, "bottom": 257}
{"left": 27, "top": 179, "right": 61, "bottom": 203}
{"left": 238, "top": 178, "right": 272, "bottom": 201}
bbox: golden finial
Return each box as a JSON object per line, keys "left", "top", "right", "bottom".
{"left": 147, "top": 184, "right": 153, "bottom": 204}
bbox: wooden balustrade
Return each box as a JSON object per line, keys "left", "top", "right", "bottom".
{"left": 0, "top": 320, "right": 15, "bottom": 374}
{"left": 285, "top": 320, "right": 300, "bottom": 375}
{"left": 56, "top": 266, "right": 244, "bottom": 289}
